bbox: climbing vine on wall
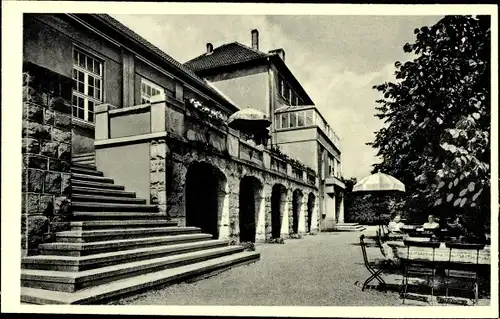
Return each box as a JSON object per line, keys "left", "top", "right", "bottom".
{"left": 187, "top": 98, "right": 227, "bottom": 123}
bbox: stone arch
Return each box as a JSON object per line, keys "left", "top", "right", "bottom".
{"left": 291, "top": 189, "right": 303, "bottom": 234}
{"left": 271, "top": 183, "right": 287, "bottom": 239}
{"left": 185, "top": 161, "right": 227, "bottom": 239}
{"left": 307, "top": 192, "right": 316, "bottom": 233}
{"left": 238, "top": 175, "right": 263, "bottom": 243}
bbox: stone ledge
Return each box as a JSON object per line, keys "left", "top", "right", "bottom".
{"left": 95, "top": 132, "right": 168, "bottom": 148}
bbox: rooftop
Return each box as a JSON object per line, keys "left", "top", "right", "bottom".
{"left": 185, "top": 42, "right": 269, "bottom": 72}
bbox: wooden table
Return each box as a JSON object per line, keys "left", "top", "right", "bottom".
{"left": 386, "top": 241, "right": 491, "bottom": 265}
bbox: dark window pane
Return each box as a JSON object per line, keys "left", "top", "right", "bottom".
{"left": 88, "top": 86, "right": 94, "bottom": 97}
{"left": 146, "top": 86, "right": 151, "bottom": 96}
{"left": 78, "top": 97, "right": 84, "bottom": 108}
{"left": 88, "top": 112, "right": 94, "bottom": 122}
{"left": 96, "top": 89, "right": 101, "bottom": 100}
{"left": 78, "top": 82, "right": 84, "bottom": 93}
{"left": 290, "top": 112, "right": 297, "bottom": 127}
{"left": 297, "top": 111, "right": 305, "bottom": 127}
{"left": 78, "top": 71, "right": 84, "bottom": 81}
{"left": 305, "top": 110, "right": 313, "bottom": 126}
{"left": 72, "top": 95, "right": 77, "bottom": 105}
{"left": 281, "top": 113, "right": 289, "bottom": 128}
{"left": 73, "top": 50, "right": 78, "bottom": 64}
{"left": 95, "top": 62, "right": 101, "bottom": 75}
{"left": 78, "top": 108, "right": 84, "bottom": 119}
{"left": 79, "top": 54, "right": 85, "bottom": 67}
{"left": 95, "top": 79, "right": 101, "bottom": 89}
{"left": 72, "top": 106, "right": 77, "bottom": 117}
{"left": 88, "top": 101, "right": 94, "bottom": 112}
{"left": 88, "top": 76, "right": 94, "bottom": 87}
{"left": 86, "top": 56, "right": 92, "bottom": 70}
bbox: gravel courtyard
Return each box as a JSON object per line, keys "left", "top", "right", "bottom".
{"left": 113, "top": 229, "right": 407, "bottom": 306}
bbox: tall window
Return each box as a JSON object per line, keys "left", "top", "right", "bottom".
{"left": 72, "top": 49, "right": 102, "bottom": 122}
{"left": 141, "top": 78, "right": 164, "bottom": 104}
{"left": 288, "top": 88, "right": 293, "bottom": 104}
{"left": 281, "top": 113, "right": 289, "bottom": 129}
{"left": 297, "top": 111, "right": 305, "bottom": 127}
{"left": 279, "top": 76, "right": 285, "bottom": 97}
{"left": 305, "top": 110, "right": 314, "bottom": 126}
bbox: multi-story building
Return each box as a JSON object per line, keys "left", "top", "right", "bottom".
{"left": 185, "top": 29, "right": 346, "bottom": 230}
{"left": 21, "top": 13, "right": 320, "bottom": 304}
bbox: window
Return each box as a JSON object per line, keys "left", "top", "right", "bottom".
{"left": 72, "top": 49, "right": 102, "bottom": 122}
{"left": 288, "top": 88, "right": 293, "bottom": 104}
{"left": 141, "top": 78, "right": 164, "bottom": 104}
{"left": 305, "top": 110, "right": 314, "bottom": 126}
{"left": 281, "top": 113, "right": 289, "bottom": 129}
{"left": 297, "top": 111, "right": 305, "bottom": 127}
{"left": 290, "top": 112, "right": 297, "bottom": 128}
{"left": 279, "top": 76, "right": 285, "bottom": 97}
{"left": 295, "top": 96, "right": 300, "bottom": 106}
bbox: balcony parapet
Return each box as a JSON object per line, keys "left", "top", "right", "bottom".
{"left": 95, "top": 97, "right": 317, "bottom": 187}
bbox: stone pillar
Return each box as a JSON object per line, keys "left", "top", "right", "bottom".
{"left": 280, "top": 188, "right": 291, "bottom": 238}
{"left": 167, "top": 160, "right": 187, "bottom": 226}
{"left": 324, "top": 192, "right": 336, "bottom": 230}
{"left": 228, "top": 174, "right": 240, "bottom": 241}
{"left": 218, "top": 183, "right": 231, "bottom": 240}
{"left": 149, "top": 139, "right": 168, "bottom": 216}
{"left": 298, "top": 195, "right": 307, "bottom": 234}
{"left": 264, "top": 184, "right": 273, "bottom": 241}
{"left": 22, "top": 72, "right": 72, "bottom": 256}
{"left": 94, "top": 104, "right": 114, "bottom": 140}
{"left": 338, "top": 193, "right": 345, "bottom": 224}
{"left": 311, "top": 200, "right": 319, "bottom": 233}
{"left": 255, "top": 185, "right": 267, "bottom": 242}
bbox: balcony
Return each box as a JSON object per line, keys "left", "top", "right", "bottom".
{"left": 94, "top": 95, "right": 317, "bottom": 187}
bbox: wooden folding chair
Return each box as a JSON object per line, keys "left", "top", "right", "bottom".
{"left": 401, "top": 239, "right": 440, "bottom": 305}
{"left": 444, "top": 242, "right": 485, "bottom": 305}
{"left": 359, "top": 234, "right": 396, "bottom": 291}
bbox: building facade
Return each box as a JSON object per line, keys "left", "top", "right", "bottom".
{"left": 22, "top": 13, "right": 321, "bottom": 255}
{"left": 185, "top": 29, "right": 345, "bottom": 230}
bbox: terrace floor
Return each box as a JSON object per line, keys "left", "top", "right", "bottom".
{"left": 111, "top": 227, "right": 491, "bottom": 306}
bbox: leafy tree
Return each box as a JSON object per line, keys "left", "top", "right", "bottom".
{"left": 370, "top": 15, "right": 491, "bottom": 237}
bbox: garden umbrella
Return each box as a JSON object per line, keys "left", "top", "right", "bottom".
{"left": 352, "top": 172, "right": 405, "bottom": 227}
{"left": 226, "top": 107, "right": 272, "bottom": 132}
{"left": 353, "top": 172, "right": 405, "bottom": 193}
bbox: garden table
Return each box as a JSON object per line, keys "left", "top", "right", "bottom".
{"left": 386, "top": 241, "right": 491, "bottom": 265}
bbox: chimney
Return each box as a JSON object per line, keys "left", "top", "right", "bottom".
{"left": 206, "top": 43, "right": 213, "bottom": 54}
{"left": 251, "top": 29, "right": 259, "bottom": 51}
{"left": 269, "top": 48, "right": 285, "bottom": 62}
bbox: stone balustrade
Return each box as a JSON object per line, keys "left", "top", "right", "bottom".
{"left": 95, "top": 95, "right": 316, "bottom": 187}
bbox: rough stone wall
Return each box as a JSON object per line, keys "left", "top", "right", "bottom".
{"left": 22, "top": 71, "right": 72, "bottom": 255}
{"left": 165, "top": 136, "right": 318, "bottom": 243}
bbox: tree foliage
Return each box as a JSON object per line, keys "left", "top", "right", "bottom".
{"left": 370, "top": 15, "right": 491, "bottom": 232}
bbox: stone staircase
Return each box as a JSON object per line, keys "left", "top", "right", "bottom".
{"left": 21, "top": 153, "right": 260, "bottom": 304}
{"left": 334, "top": 223, "right": 366, "bottom": 232}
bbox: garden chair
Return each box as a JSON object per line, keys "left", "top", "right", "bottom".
{"left": 359, "top": 234, "right": 397, "bottom": 292}
{"left": 444, "top": 242, "right": 485, "bottom": 305}
{"left": 401, "top": 239, "right": 440, "bottom": 305}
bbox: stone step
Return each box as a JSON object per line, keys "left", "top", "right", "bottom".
{"left": 69, "top": 220, "right": 178, "bottom": 231}
{"left": 39, "top": 233, "right": 212, "bottom": 256}
{"left": 71, "top": 202, "right": 157, "bottom": 212}
{"left": 72, "top": 160, "right": 96, "bottom": 166}
{"left": 71, "top": 173, "right": 114, "bottom": 184}
{"left": 56, "top": 226, "right": 201, "bottom": 243}
{"left": 71, "top": 163, "right": 97, "bottom": 170}
{"left": 21, "top": 246, "right": 246, "bottom": 293}
{"left": 72, "top": 152, "right": 96, "bottom": 159}
{"left": 21, "top": 251, "right": 260, "bottom": 304}
{"left": 71, "top": 186, "right": 136, "bottom": 198}
{"left": 71, "top": 194, "right": 146, "bottom": 205}
{"left": 71, "top": 212, "right": 167, "bottom": 220}
{"left": 71, "top": 180, "right": 125, "bottom": 190}
{"left": 334, "top": 224, "right": 366, "bottom": 232}
{"left": 23, "top": 239, "right": 231, "bottom": 271}
{"left": 70, "top": 166, "right": 103, "bottom": 176}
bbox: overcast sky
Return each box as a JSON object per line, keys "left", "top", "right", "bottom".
{"left": 111, "top": 14, "right": 443, "bottom": 179}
